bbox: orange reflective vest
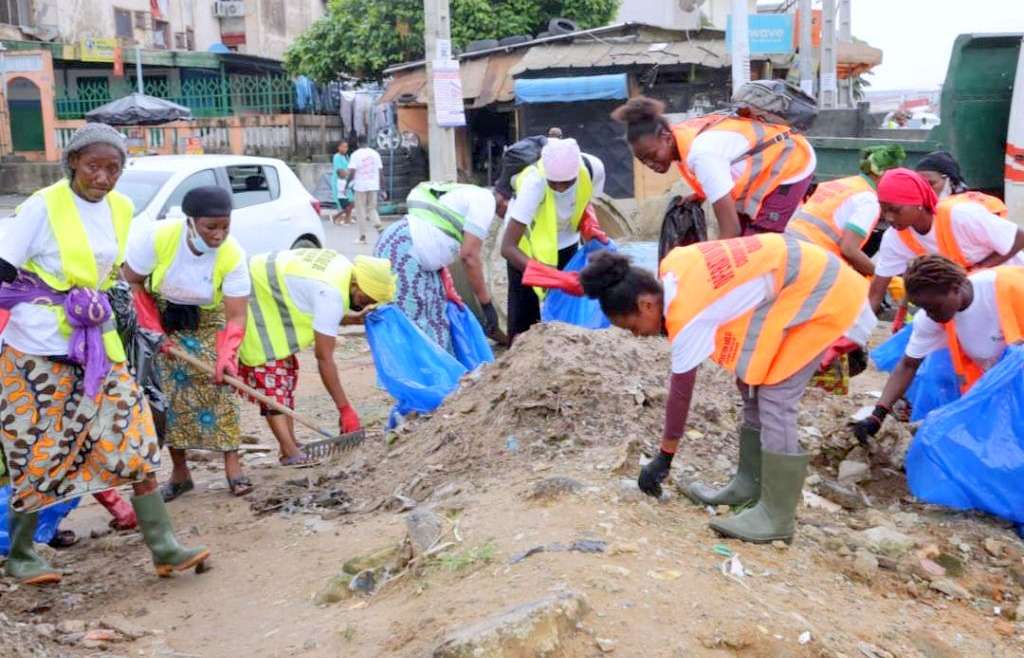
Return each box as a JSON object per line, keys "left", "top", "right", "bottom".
{"left": 896, "top": 192, "right": 1009, "bottom": 268}
{"left": 786, "top": 175, "right": 877, "bottom": 257}
{"left": 661, "top": 234, "right": 867, "bottom": 386}
{"left": 671, "top": 116, "right": 814, "bottom": 219}
{"left": 944, "top": 266, "right": 1024, "bottom": 393}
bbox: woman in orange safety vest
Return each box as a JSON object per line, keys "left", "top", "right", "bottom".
{"left": 611, "top": 94, "right": 815, "bottom": 239}
{"left": 579, "top": 235, "right": 875, "bottom": 544}
{"left": 868, "top": 168, "right": 1024, "bottom": 313}
{"left": 786, "top": 144, "right": 906, "bottom": 276}
{"left": 853, "top": 254, "right": 1024, "bottom": 444}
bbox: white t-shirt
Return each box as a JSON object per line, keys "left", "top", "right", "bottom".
{"left": 508, "top": 153, "right": 606, "bottom": 250}
{"left": 125, "top": 220, "right": 250, "bottom": 306}
{"left": 875, "top": 202, "right": 1024, "bottom": 277}
{"left": 408, "top": 185, "right": 497, "bottom": 271}
{"left": 834, "top": 190, "right": 881, "bottom": 238}
{"left": 905, "top": 269, "right": 1006, "bottom": 370}
{"left": 349, "top": 148, "right": 383, "bottom": 192}
{"left": 663, "top": 271, "right": 877, "bottom": 374}
{"left": 284, "top": 276, "right": 347, "bottom": 337}
{"left": 687, "top": 130, "right": 817, "bottom": 204}
{"left": 0, "top": 193, "right": 121, "bottom": 356}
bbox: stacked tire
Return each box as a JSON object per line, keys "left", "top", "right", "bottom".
{"left": 380, "top": 146, "right": 429, "bottom": 204}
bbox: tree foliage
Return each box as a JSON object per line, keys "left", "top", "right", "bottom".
{"left": 284, "top": 0, "right": 621, "bottom": 82}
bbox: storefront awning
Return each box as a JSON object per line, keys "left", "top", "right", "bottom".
{"left": 514, "top": 73, "right": 628, "bottom": 104}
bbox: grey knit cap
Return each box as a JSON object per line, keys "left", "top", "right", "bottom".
{"left": 61, "top": 123, "right": 128, "bottom": 179}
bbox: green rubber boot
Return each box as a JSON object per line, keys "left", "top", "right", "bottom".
{"left": 708, "top": 449, "right": 809, "bottom": 544}
{"left": 131, "top": 493, "right": 210, "bottom": 577}
{"left": 5, "top": 510, "right": 61, "bottom": 585}
{"left": 682, "top": 425, "right": 762, "bottom": 506}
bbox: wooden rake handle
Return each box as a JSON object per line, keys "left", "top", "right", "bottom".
{"left": 165, "top": 344, "right": 334, "bottom": 439}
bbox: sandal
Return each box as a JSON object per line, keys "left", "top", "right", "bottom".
{"left": 159, "top": 478, "right": 195, "bottom": 502}
{"left": 48, "top": 529, "right": 78, "bottom": 549}
{"left": 227, "top": 476, "right": 255, "bottom": 497}
{"left": 279, "top": 452, "right": 320, "bottom": 468}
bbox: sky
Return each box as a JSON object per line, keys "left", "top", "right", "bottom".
{"left": 846, "top": 0, "right": 1024, "bottom": 90}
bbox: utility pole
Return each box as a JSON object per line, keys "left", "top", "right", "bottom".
{"left": 135, "top": 45, "right": 143, "bottom": 94}
{"left": 423, "top": 0, "right": 458, "bottom": 182}
{"left": 819, "top": 0, "right": 838, "bottom": 109}
{"left": 798, "top": 0, "right": 813, "bottom": 97}
{"left": 730, "top": 0, "right": 750, "bottom": 96}
{"left": 838, "top": 0, "right": 852, "bottom": 107}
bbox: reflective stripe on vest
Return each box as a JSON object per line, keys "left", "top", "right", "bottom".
{"left": 785, "top": 176, "right": 876, "bottom": 256}
{"left": 661, "top": 234, "right": 865, "bottom": 386}
{"left": 240, "top": 249, "right": 352, "bottom": 366}
{"left": 515, "top": 161, "right": 593, "bottom": 299}
{"left": 896, "top": 193, "right": 1009, "bottom": 269}
{"left": 945, "top": 265, "right": 1024, "bottom": 393}
{"left": 406, "top": 182, "right": 468, "bottom": 242}
{"left": 148, "top": 219, "right": 245, "bottom": 309}
{"left": 17, "top": 179, "right": 133, "bottom": 363}
{"left": 672, "top": 116, "right": 813, "bottom": 219}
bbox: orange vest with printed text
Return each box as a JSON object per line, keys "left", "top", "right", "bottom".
{"left": 785, "top": 175, "right": 877, "bottom": 257}
{"left": 671, "top": 116, "right": 814, "bottom": 219}
{"left": 661, "top": 234, "right": 867, "bottom": 386}
{"left": 896, "top": 192, "right": 1009, "bottom": 269}
{"left": 944, "top": 266, "right": 1024, "bottom": 393}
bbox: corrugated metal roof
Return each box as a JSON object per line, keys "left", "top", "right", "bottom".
{"left": 380, "top": 52, "right": 521, "bottom": 106}
{"left": 511, "top": 39, "right": 728, "bottom": 75}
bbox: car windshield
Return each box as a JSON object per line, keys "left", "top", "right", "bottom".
{"left": 115, "top": 170, "right": 172, "bottom": 216}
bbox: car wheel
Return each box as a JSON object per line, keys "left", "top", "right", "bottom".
{"left": 291, "top": 235, "right": 321, "bottom": 249}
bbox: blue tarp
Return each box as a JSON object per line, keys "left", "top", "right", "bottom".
{"left": 0, "top": 487, "right": 80, "bottom": 555}
{"left": 907, "top": 345, "right": 1024, "bottom": 525}
{"left": 515, "top": 74, "right": 629, "bottom": 104}
{"left": 542, "top": 239, "right": 616, "bottom": 329}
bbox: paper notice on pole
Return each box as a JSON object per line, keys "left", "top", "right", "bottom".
{"left": 435, "top": 39, "right": 452, "bottom": 62}
{"left": 432, "top": 59, "right": 466, "bottom": 128}
{"left": 820, "top": 72, "right": 837, "bottom": 92}
{"left": 800, "top": 79, "right": 814, "bottom": 96}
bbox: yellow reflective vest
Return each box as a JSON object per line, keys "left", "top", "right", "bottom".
{"left": 19, "top": 179, "right": 133, "bottom": 362}
{"left": 239, "top": 249, "right": 352, "bottom": 367}
{"left": 148, "top": 218, "right": 245, "bottom": 309}
{"left": 514, "top": 161, "right": 592, "bottom": 299}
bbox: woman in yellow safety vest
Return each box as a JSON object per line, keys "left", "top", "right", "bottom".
{"left": 0, "top": 124, "right": 207, "bottom": 585}
{"left": 500, "top": 137, "right": 609, "bottom": 344}
{"left": 611, "top": 94, "right": 815, "bottom": 239}
{"left": 237, "top": 250, "right": 395, "bottom": 466}
{"left": 123, "top": 185, "right": 251, "bottom": 499}
{"left": 578, "top": 239, "right": 875, "bottom": 543}
{"left": 853, "top": 254, "right": 1024, "bottom": 444}
{"left": 786, "top": 145, "right": 906, "bottom": 276}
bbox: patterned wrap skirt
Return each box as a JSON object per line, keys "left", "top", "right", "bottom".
{"left": 238, "top": 356, "right": 299, "bottom": 416}
{"left": 373, "top": 218, "right": 453, "bottom": 354}
{"left": 0, "top": 346, "right": 160, "bottom": 513}
{"left": 156, "top": 306, "right": 242, "bottom": 452}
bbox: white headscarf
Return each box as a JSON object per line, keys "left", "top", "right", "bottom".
{"left": 541, "top": 138, "right": 582, "bottom": 183}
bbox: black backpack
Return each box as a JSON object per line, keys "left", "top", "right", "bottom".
{"left": 494, "top": 135, "right": 594, "bottom": 198}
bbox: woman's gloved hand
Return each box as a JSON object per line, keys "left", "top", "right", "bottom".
{"left": 339, "top": 404, "right": 361, "bottom": 433}
{"left": 578, "top": 205, "right": 609, "bottom": 244}
{"left": 214, "top": 321, "right": 244, "bottom": 383}
{"left": 481, "top": 302, "right": 500, "bottom": 336}
{"left": 132, "top": 288, "right": 164, "bottom": 335}
{"left": 441, "top": 267, "right": 464, "bottom": 308}
{"left": 638, "top": 451, "right": 674, "bottom": 497}
{"left": 522, "top": 261, "right": 583, "bottom": 296}
{"left": 851, "top": 405, "right": 890, "bottom": 446}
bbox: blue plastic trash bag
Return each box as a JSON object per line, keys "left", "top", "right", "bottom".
{"left": 869, "top": 325, "right": 960, "bottom": 421}
{"left": 542, "top": 239, "right": 617, "bottom": 329}
{"left": 0, "top": 486, "right": 80, "bottom": 555}
{"left": 906, "top": 345, "right": 1024, "bottom": 524}
{"left": 446, "top": 302, "right": 494, "bottom": 371}
{"left": 365, "top": 305, "right": 467, "bottom": 422}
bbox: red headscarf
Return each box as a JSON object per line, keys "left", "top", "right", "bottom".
{"left": 877, "top": 168, "right": 938, "bottom": 213}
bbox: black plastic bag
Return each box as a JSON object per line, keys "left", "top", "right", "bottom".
{"left": 658, "top": 197, "right": 708, "bottom": 263}
{"left": 108, "top": 282, "right": 168, "bottom": 423}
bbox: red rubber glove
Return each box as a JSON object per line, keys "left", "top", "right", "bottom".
{"left": 132, "top": 287, "right": 164, "bottom": 335}
{"left": 522, "top": 260, "right": 584, "bottom": 297}
{"left": 92, "top": 489, "right": 137, "bottom": 530}
{"left": 578, "top": 205, "right": 609, "bottom": 244}
{"left": 820, "top": 336, "right": 860, "bottom": 369}
{"left": 339, "top": 404, "right": 361, "bottom": 433}
{"left": 214, "top": 321, "right": 244, "bottom": 384}
{"left": 892, "top": 304, "right": 908, "bottom": 334}
{"left": 440, "top": 267, "right": 464, "bottom": 308}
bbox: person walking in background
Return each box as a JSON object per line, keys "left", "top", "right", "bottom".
{"left": 331, "top": 141, "right": 354, "bottom": 226}
{"left": 347, "top": 137, "right": 383, "bottom": 244}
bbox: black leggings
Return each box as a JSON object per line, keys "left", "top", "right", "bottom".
{"left": 505, "top": 244, "right": 578, "bottom": 346}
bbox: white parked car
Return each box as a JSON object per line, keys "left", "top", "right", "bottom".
{"left": 116, "top": 155, "right": 325, "bottom": 255}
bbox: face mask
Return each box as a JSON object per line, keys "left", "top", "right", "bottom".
{"left": 187, "top": 218, "right": 214, "bottom": 255}
{"left": 553, "top": 186, "right": 576, "bottom": 202}
{"left": 938, "top": 177, "right": 952, "bottom": 199}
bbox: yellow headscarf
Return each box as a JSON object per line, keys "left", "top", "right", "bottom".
{"left": 352, "top": 255, "right": 397, "bottom": 303}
